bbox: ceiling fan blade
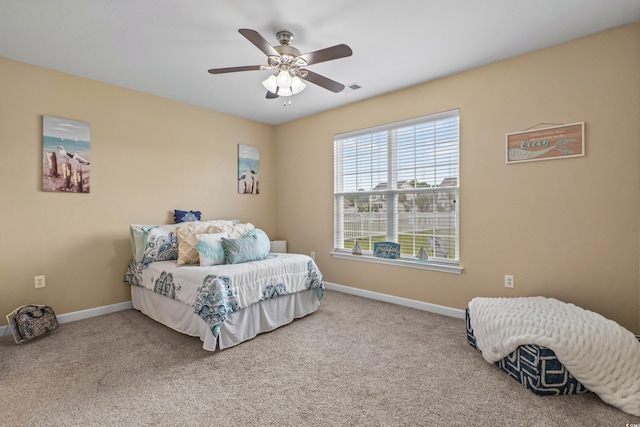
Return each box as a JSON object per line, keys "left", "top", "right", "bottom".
{"left": 208, "top": 65, "right": 262, "bottom": 74}
{"left": 298, "top": 44, "right": 352, "bottom": 66}
{"left": 301, "top": 70, "right": 345, "bottom": 93}
{"left": 238, "top": 29, "right": 279, "bottom": 57}
{"left": 266, "top": 91, "right": 279, "bottom": 99}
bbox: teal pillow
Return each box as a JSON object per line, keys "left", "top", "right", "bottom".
{"left": 221, "top": 229, "right": 270, "bottom": 264}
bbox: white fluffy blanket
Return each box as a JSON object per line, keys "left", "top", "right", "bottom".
{"left": 468, "top": 296, "right": 640, "bottom": 417}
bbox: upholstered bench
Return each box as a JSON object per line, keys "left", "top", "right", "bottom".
{"left": 466, "top": 308, "right": 634, "bottom": 396}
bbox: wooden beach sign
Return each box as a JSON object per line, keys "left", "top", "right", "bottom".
{"left": 506, "top": 122, "right": 584, "bottom": 164}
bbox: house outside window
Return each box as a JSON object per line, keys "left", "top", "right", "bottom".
{"left": 333, "top": 109, "right": 460, "bottom": 273}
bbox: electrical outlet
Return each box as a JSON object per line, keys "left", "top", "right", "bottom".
{"left": 310, "top": 251, "right": 316, "bottom": 260}
{"left": 504, "top": 275, "right": 514, "bottom": 288}
{"left": 35, "top": 275, "right": 46, "bottom": 289}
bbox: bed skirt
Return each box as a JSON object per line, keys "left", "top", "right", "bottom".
{"left": 131, "top": 286, "right": 320, "bottom": 351}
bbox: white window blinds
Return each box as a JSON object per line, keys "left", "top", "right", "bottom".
{"left": 334, "top": 109, "right": 459, "bottom": 263}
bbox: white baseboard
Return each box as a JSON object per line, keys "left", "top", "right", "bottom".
{"left": 1, "top": 301, "right": 133, "bottom": 338}
{"left": 324, "top": 282, "right": 465, "bottom": 319}
{"left": 1, "top": 284, "right": 464, "bottom": 337}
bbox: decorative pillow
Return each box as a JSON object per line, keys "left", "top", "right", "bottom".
{"left": 130, "top": 222, "right": 195, "bottom": 262}
{"left": 196, "top": 232, "right": 228, "bottom": 266}
{"left": 130, "top": 219, "right": 236, "bottom": 262}
{"left": 176, "top": 224, "right": 224, "bottom": 265}
{"left": 221, "top": 229, "right": 270, "bottom": 265}
{"left": 140, "top": 227, "right": 179, "bottom": 266}
{"left": 174, "top": 210, "right": 201, "bottom": 223}
{"left": 213, "top": 222, "right": 255, "bottom": 239}
{"left": 131, "top": 224, "right": 163, "bottom": 262}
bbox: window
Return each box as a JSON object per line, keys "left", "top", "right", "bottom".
{"left": 333, "top": 109, "right": 460, "bottom": 273}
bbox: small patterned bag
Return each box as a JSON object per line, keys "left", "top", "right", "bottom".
{"left": 6, "top": 304, "right": 59, "bottom": 344}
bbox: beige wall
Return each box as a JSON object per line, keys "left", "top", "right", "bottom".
{"left": 0, "top": 57, "right": 276, "bottom": 324}
{"left": 275, "top": 23, "right": 640, "bottom": 332}
{"left": 2, "top": 24, "right": 639, "bottom": 333}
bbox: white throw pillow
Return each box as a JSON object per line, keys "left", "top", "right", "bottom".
{"left": 195, "top": 232, "right": 228, "bottom": 266}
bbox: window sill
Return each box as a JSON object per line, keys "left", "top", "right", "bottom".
{"left": 330, "top": 251, "right": 463, "bottom": 274}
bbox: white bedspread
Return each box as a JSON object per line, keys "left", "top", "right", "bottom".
{"left": 125, "top": 253, "right": 323, "bottom": 338}
{"left": 468, "top": 296, "right": 640, "bottom": 417}
{"left": 131, "top": 254, "right": 319, "bottom": 307}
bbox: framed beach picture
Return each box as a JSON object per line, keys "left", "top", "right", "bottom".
{"left": 42, "top": 115, "right": 91, "bottom": 193}
{"left": 238, "top": 144, "right": 259, "bottom": 194}
{"left": 506, "top": 122, "right": 584, "bottom": 164}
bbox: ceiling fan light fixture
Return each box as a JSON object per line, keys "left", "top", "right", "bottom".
{"left": 291, "top": 76, "right": 306, "bottom": 95}
{"left": 262, "top": 74, "right": 278, "bottom": 93}
{"left": 278, "top": 86, "right": 293, "bottom": 97}
{"left": 276, "top": 69, "right": 292, "bottom": 89}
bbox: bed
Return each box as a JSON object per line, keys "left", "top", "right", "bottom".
{"left": 124, "top": 219, "right": 324, "bottom": 351}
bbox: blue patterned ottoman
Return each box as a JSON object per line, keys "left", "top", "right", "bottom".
{"left": 466, "top": 309, "right": 640, "bottom": 396}
{"left": 466, "top": 308, "right": 589, "bottom": 396}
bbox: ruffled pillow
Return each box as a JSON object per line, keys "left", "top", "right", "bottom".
{"left": 213, "top": 222, "right": 255, "bottom": 239}
{"left": 196, "top": 232, "right": 228, "bottom": 266}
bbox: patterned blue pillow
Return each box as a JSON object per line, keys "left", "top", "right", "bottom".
{"left": 174, "top": 210, "right": 201, "bottom": 223}
{"left": 141, "top": 227, "right": 179, "bottom": 266}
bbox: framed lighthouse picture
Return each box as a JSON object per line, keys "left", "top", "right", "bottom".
{"left": 42, "top": 115, "right": 91, "bottom": 193}
{"left": 238, "top": 144, "right": 260, "bottom": 194}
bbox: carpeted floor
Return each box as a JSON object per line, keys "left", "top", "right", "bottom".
{"left": 1, "top": 290, "right": 638, "bottom": 426}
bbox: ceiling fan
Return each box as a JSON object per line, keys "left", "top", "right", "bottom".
{"left": 208, "top": 29, "right": 353, "bottom": 101}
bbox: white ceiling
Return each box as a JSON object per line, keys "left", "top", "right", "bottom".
{"left": 1, "top": 1, "right": 639, "bottom": 125}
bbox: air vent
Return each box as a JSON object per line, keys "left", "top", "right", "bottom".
{"left": 343, "top": 82, "right": 363, "bottom": 93}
